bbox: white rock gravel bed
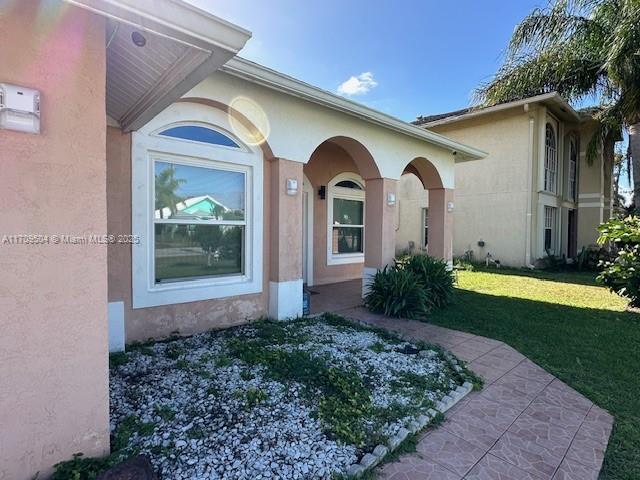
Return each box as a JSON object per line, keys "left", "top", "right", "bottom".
{"left": 109, "top": 315, "right": 473, "bottom": 479}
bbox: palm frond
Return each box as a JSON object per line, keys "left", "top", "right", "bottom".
{"left": 476, "top": 47, "right": 604, "bottom": 106}
{"left": 585, "top": 105, "right": 623, "bottom": 165}
{"left": 508, "top": 2, "right": 593, "bottom": 58}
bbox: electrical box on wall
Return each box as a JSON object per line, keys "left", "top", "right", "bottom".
{"left": 0, "top": 83, "right": 40, "bottom": 134}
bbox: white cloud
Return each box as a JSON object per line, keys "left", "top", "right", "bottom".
{"left": 337, "top": 72, "right": 378, "bottom": 96}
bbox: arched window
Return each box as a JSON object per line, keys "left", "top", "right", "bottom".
{"left": 544, "top": 123, "right": 558, "bottom": 192}
{"left": 569, "top": 136, "right": 578, "bottom": 201}
{"left": 327, "top": 173, "right": 365, "bottom": 265}
{"left": 157, "top": 124, "right": 241, "bottom": 148}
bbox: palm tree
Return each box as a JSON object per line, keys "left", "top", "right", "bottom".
{"left": 477, "top": 0, "right": 640, "bottom": 206}
{"left": 155, "top": 165, "right": 185, "bottom": 219}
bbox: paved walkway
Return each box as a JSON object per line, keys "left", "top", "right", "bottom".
{"left": 339, "top": 307, "right": 614, "bottom": 480}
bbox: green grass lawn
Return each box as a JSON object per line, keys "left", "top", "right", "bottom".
{"left": 427, "top": 268, "right": 640, "bottom": 480}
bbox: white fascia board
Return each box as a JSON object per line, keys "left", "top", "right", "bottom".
{"left": 422, "top": 92, "right": 581, "bottom": 128}
{"left": 64, "top": 0, "right": 251, "bottom": 53}
{"left": 222, "top": 58, "right": 487, "bottom": 162}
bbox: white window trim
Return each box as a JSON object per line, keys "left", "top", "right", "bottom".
{"left": 131, "top": 126, "right": 263, "bottom": 309}
{"left": 327, "top": 172, "right": 365, "bottom": 266}
{"left": 543, "top": 205, "right": 558, "bottom": 255}
{"left": 421, "top": 207, "right": 429, "bottom": 249}
{"left": 568, "top": 135, "right": 578, "bottom": 202}
{"left": 544, "top": 123, "right": 558, "bottom": 194}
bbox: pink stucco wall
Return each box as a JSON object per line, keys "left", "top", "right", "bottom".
{"left": 304, "top": 142, "right": 364, "bottom": 285}
{"left": 106, "top": 127, "right": 271, "bottom": 342}
{"left": 0, "top": 2, "right": 110, "bottom": 478}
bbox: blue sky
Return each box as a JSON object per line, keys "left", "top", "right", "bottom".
{"left": 189, "top": 0, "right": 547, "bottom": 122}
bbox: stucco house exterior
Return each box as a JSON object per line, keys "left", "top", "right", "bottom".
{"left": 0, "top": 1, "right": 485, "bottom": 478}
{"left": 396, "top": 93, "right": 615, "bottom": 267}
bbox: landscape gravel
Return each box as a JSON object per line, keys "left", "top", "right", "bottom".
{"left": 109, "top": 315, "right": 470, "bottom": 479}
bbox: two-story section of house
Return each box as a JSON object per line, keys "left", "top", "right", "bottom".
{"left": 411, "top": 93, "right": 616, "bottom": 267}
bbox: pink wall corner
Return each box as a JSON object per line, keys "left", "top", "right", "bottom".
{"left": 427, "top": 188, "right": 454, "bottom": 262}
{"left": 364, "top": 178, "right": 398, "bottom": 269}
{"left": 106, "top": 127, "right": 271, "bottom": 342}
{"left": 0, "top": 2, "right": 110, "bottom": 478}
{"left": 304, "top": 143, "right": 364, "bottom": 285}
{"left": 269, "top": 158, "right": 304, "bottom": 283}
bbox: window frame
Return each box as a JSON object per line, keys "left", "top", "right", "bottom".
{"left": 568, "top": 135, "right": 578, "bottom": 202}
{"left": 544, "top": 123, "right": 558, "bottom": 193}
{"left": 152, "top": 121, "right": 245, "bottom": 151}
{"left": 543, "top": 205, "right": 557, "bottom": 254}
{"left": 132, "top": 116, "right": 263, "bottom": 309}
{"left": 152, "top": 154, "right": 249, "bottom": 284}
{"left": 327, "top": 173, "right": 366, "bottom": 265}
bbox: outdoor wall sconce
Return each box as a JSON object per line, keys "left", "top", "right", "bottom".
{"left": 387, "top": 192, "right": 396, "bottom": 206}
{"left": 286, "top": 178, "right": 298, "bottom": 196}
{"left": 318, "top": 186, "right": 326, "bottom": 200}
{"left": 447, "top": 201, "right": 454, "bottom": 212}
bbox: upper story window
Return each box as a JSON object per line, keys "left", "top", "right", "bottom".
{"left": 157, "top": 124, "right": 241, "bottom": 149}
{"left": 132, "top": 109, "right": 263, "bottom": 309}
{"left": 544, "top": 123, "right": 558, "bottom": 193}
{"left": 328, "top": 173, "right": 365, "bottom": 265}
{"left": 569, "top": 136, "right": 578, "bottom": 201}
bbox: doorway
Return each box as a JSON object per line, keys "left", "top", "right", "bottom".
{"left": 567, "top": 209, "right": 577, "bottom": 258}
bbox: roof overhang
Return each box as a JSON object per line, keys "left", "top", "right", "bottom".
{"left": 421, "top": 92, "right": 583, "bottom": 128}
{"left": 221, "top": 58, "right": 487, "bottom": 162}
{"left": 64, "top": 0, "right": 251, "bottom": 131}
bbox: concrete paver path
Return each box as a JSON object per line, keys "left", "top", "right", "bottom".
{"left": 340, "top": 307, "right": 613, "bottom": 480}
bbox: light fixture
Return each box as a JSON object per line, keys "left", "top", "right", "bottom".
{"left": 131, "top": 31, "right": 146, "bottom": 47}
{"left": 286, "top": 178, "right": 298, "bottom": 196}
{"left": 447, "top": 201, "right": 454, "bottom": 212}
{"left": 318, "top": 186, "right": 326, "bottom": 200}
{"left": 387, "top": 192, "right": 396, "bottom": 206}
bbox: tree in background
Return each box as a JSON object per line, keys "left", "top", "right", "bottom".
{"left": 477, "top": 0, "right": 640, "bottom": 205}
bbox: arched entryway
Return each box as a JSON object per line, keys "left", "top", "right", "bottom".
{"left": 303, "top": 137, "right": 380, "bottom": 288}
{"left": 396, "top": 157, "right": 452, "bottom": 264}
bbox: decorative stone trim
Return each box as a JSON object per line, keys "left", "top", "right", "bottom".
{"left": 344, "top": 379, "right": 474, "bottom": 478}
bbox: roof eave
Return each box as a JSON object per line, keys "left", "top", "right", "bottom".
{"left": 420, "top": 92, "right": 582, "bottom": 128}
{"left": 221, "top": 57, "right": 487, "bottom": 161}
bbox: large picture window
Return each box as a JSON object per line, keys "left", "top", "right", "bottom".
{"left": 544, "top": 123, "right": 558, "bottom": 193}
{"left": 131, "top": 107, "right": 263, "bottom": 309}
{"left": 327, "top": 174, "right": 365, "bottom": 264}
{"left": 153, "top": 160, "right": 246, "bottom": 283}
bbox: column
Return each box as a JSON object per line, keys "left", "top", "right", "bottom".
{"left": 269, "top": 158, "right": 304, "bottom": 319}
{"left": 363, "top": 178, "right": 398, "bottom": 296}
{"left": 427, "top": 188, "right": 454, "bottom": 267}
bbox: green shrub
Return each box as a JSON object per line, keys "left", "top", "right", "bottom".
{"left": 405, "top": 255, "right": 455, "bottom": 308}
{"left": 399, "top": 254, "right": 454, "bottom": 308}
{"left": 364, "top": 266, "right": 430, "bottom": 318}
{"left": 52, "top": 453, "right": 125, "bottom": 480}
{"left": 597, "top": 216, "right": 640, "bottom": 307}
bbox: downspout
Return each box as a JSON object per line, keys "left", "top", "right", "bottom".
{"left": 524, "top": 104, "right": 535, "bottom": 267}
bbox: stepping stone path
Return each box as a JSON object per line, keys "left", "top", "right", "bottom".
{"left": 340, "top": 307, "right": 614, "bottom": 480}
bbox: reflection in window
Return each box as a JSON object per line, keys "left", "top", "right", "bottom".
{"left": 158, "top": 125, "right": 240, "bottom": 148}
{"left": 330, "top": 176, "right": 365, "bottom": 257}
{"left": 154, "top": 160, "right": 246, "bottom": 283}
{"left": 332, "top": 198, "right": 364, "bottom": 254}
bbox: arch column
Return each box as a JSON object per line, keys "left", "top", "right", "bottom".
{"left": 269, "top": 158, "right": 304, "bottom": 319}
{"left": 363, "top": 177, "right": 398, "bottom": 297}
{"left": 427, "top": 188, "right": 454, "bottom": 266}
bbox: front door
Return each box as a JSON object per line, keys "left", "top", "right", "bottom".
{"left": 567, "top": 209, "right": 577, "bottom": 258}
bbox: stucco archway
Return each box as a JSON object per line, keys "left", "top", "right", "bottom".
{"left": 397, "top": 157, "right": 452, "bottom": 263}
